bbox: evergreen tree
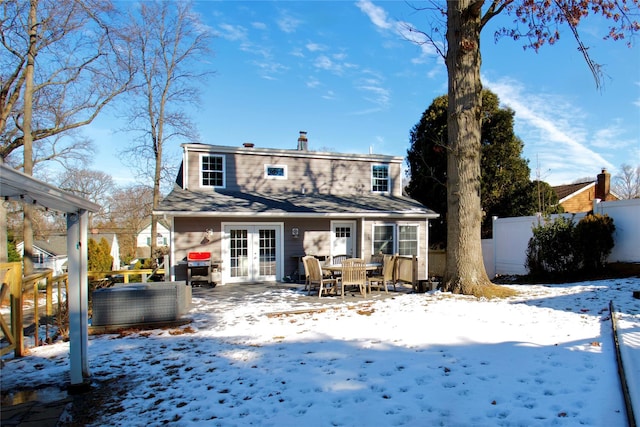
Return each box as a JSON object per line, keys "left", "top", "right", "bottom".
{"left": 88, "top": 237, "right": 113, "bottom": 272}
{"left": 407, "top": 90, "right": 552, "bottom": 246}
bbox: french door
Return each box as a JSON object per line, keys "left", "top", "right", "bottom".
{"left": 222, "top": 224, "right": 282, "bottom": 283}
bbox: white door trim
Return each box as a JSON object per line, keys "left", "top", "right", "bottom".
{"left": 221, "top": 222, "right": 284, "bottom": 284}
{"left": 330, "top": 220, "right": 357, "bottom": 260}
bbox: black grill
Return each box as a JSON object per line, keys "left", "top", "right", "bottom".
{"left": 187, "top": 252, "right": 212, "bottom": 287}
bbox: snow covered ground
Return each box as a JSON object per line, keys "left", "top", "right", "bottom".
{"left": 2, "top": 277, "right": 639, "bottom": 426}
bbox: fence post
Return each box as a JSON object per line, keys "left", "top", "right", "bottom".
{"left": 10, "top": 264, "right": 24, "bottom": 357}
{"left": 32, "top": 277, "right": 39, "bottom": 347}
{"left": 46, "top": 270, "right": 53, "bottom": 316}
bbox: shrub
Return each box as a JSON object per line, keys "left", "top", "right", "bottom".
{"left": 526, "top": 213, "right": 616, "bottom": 278}
{"left": 574, "top": 214, "right": 615, "bottom": 273}
{"left": 526, "top": 216, "right": 579, "bottom": 277}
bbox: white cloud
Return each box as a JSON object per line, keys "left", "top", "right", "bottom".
{"left": 356, "top": 0, "right": 392, "bottom": 30}
{"left": 306, "top": 77, "right": 321, "bottom": 89}
{"left": 355, "top": 70, "right": 390, "bottom": 108}
{"left": 314, "top": 55, "right": 338, "bottom": 72}
{"left": 357, "top": 0, "right": 440, "bottom": 67}
{"left": 306, "top": 43, "right": 327, "bottom": 52}
{"left": 217, "top": 23, "right": 248, "bottom": 42}
{"left": 484, "top": 76, "right": 615, "bottom": 185}
{"left": 591, "top": 120, "right": 634, "bottom": 150}
{"left": 322, "top": 90, "right": 336, "bottom": 100}
{"left": 277, "top": 13, "right": 302, "bottom": 33}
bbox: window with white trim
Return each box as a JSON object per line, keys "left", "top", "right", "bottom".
{"left": 398, "top": 225, "right": 418, "bottom": 256}
{"left": 372, "top": 224, "right": 419, "bottom": 256}
{"left": 201, "top": 154, "right": 225, "bottom": 188}
{"left": 265, "top": 164, "right": 287, "bottom": 179}
{"left": 371, "top": 164, "right": 389, "bottom": 192}
{"left": 373, "top": 224, "right": 394, "bottom": 255}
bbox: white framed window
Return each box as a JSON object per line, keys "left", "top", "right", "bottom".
{"left": 264, "top": 164, "right": 287, "bottom": 179}
{"left": 201, "top": 154, "right": 225, "bottom": 188}
{"left": 372, "top": 223, "right": 420, "bottom": 256}
{"left": 373, "top": 224, "right": 394, "bottom": 255}
{"left": 371, "top": 164, "right": 389, "bottom": 192}
{"left": 398, "top": 225, "right": 418, "bottom": 256}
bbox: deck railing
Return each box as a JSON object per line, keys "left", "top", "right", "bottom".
{"left": 0, "top": 263, "right": 166, "bottom": 358}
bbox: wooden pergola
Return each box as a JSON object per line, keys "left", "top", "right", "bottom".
{"left": 1, "top": 163, "right": 100, "bottom": 386}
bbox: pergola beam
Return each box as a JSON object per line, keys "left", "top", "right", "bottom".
{"left": 1, "top": 163, "right": 100, "bottom": 386}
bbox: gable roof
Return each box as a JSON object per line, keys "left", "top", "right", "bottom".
{"left": 19, "top": 233, "right": 118, "bottom": 257}
{"left": 34, "top": 236, "right": 68, "bottom": 256}
{"left": 553, "top": 181, "right": 594, "bottom": 203}
{"left": 137, "top": 218, "right": 171, "bottom": 233}
{"left": 155, "top": 188, "right": 438, "bottom": 218}
{"left": 18, "top": 236, "right": 68, "bottom": 257}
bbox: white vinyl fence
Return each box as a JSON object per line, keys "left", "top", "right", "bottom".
{"left": 484, "top": 198, "right": 640, "bottom": 277}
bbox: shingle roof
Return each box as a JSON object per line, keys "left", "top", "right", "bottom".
{"left": 34, "top": 236, "right": 67, "bottom": 256}
{"left": 553, "top": 181, "right": 594, "bottom": 202}
{"left": 155, "top": 188, "right": 438, "bottom": 218}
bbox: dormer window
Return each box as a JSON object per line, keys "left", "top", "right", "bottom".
{"left": 201, "top": 154, "right": 225, "bottom": 188}
{"left": 371, "top": 164, "right": 389, "bottom": 193}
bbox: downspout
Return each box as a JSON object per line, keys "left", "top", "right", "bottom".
{"left": 424, "top": 217, "right": 429, "bottom": 280}
{"left": 168, "top": 214, "right": 175, "bottom": 281}
{"left": 360, "top": 216, "right": 365, "bottom": 259}
{"left": 183, "top": 146, "right": 189, "bottom": 189}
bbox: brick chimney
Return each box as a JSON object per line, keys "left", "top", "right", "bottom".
{"left": 595, "top": 168, "right": 610, "bottom": 200}
{"left": 297, "top": 131, "right": 308, "bottom": 151}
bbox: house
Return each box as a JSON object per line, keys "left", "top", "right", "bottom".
{"left": 135, "top": 219, "right": 171, "bottom": 259}
{"left": 17, "top": 236, "right": 68, "bottom": 276}
{"left": 553, "top": 169, "right": 619, "bottom": 213}
{"left": 17, "top": 232, "right": 121, "bottom": 274}
{"left": 154, "top": 132, "right": 439, "bottom": 285}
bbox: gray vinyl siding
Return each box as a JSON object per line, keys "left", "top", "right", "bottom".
{"left": 183, "top": 145, "right": 403, "bottom": 197}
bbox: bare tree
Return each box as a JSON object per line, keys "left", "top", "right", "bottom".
{"left": 56, "top": 168, "right": 115, "bottom": 227}
{"left": 613, "top": 164, "right": 640, "bottom": 199}
{"left": 0, "top": 0, "right": 134, "bottom": 265}
{"left": 408, "top": 1, "right": 638, "bottom": 295}
{"left": 121, "top": 0, "right": 213, "bottom": 263}
{"left": 105, "top": 184, "right": 154, "bottom": 263}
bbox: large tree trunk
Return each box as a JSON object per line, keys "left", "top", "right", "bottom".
{"left": 22, "top": 0, "right": 38, "bottom": 275}
{"left": 442, "top": 0, "right": 492, "bottom": 294}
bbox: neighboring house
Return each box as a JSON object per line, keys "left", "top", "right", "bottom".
{"left": 155, "top": 132, "right": 439, "bottom": 285}
{"left": 553, "top": 169, "right": 619, "bottom": 213}
{"left": 17, "top": 236, "right": 68, "bottom": 276}
{"left": 18, "top": 232, "right": 121, "bottom": 274}
{"left": 135, "top": 219, "right": 171, "bottom": 259}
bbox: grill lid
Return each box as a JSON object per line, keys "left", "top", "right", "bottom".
{"left": 188, "top": 252, "right": 211, "bottom": 261}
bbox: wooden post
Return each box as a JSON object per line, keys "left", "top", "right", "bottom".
{"left": 33, "top": 278, "right": 39, "bottom": 346}
{"left": 10, "top": 264, "right": 24, "bottom": 356}
{"left": 46, "top": 271, "right": 53, "bottom": 316}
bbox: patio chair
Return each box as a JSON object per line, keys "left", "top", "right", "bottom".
{"left": 303, "top": 256, "right": 338, "bottom": 298}
{"left": 340, "top": 258, "right": 368, "bottom": 299}
{"left": 369, "top": 254, "right": 395, "bottom": 293}
{"left": 327, "top": 254, "right": 349, "bottom": 279}
{"left": 331, "top": 254, "right": 349, "bottom": 265}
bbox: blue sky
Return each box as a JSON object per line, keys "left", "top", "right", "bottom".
{"left": 91, "top": 0, "right": 639, "bottom": 187}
